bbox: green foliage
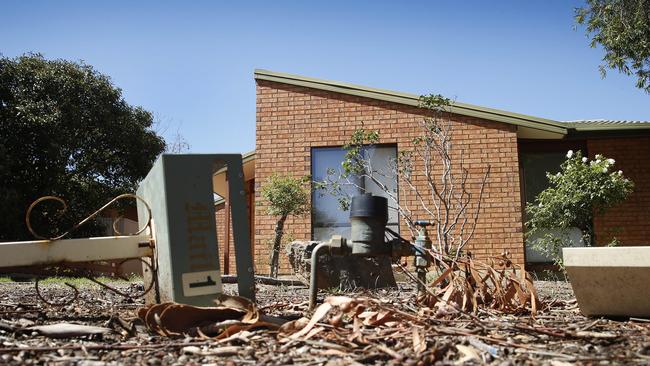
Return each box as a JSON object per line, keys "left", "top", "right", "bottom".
{"left": 525, "top": 150, "right": 633, "bottom": 267}
{"left": 262, "top": 173, "right": 310, "bottom": 277}
{"left": 341, "top": 128, "right": 379, "bottom": 178}
{"left": 575, "top": 0, "right": 650, "bottom": 92}
{"left": 261, "top": 173, "right": 310, "bottom": 217}
{"left": 418, "top": 93, "right": 451, "bottom": 112}
{"left": 0, "top": 54, "right": 166, "bottom": 241}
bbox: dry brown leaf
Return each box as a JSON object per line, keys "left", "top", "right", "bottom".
{"left": 314, "top": 349, "right": 350, "bottom": 357}
{"left": 136, "top": 306, "right": 148, "bottom": 321}
{"left": 573, "top": 330, "right": 618, "bottom": 339}
{"left": 329, "top": 313, "right": 343, "bottom": 327}
{"left": 550, "top": 361, "right": 575, "bottom": 366}
{"left": 357, "top": 311, "right": 378, "bottom": 325}
{"left": 278, "top": 317, "right": 309, "bottom": 336}
{"left": 431, "top": 266, "right": 453, "bottom": 288}
{"left": 28, "top": 323, "right": 112, "bottom": 338}
{"left": 375, "top": 343, "right": 403, "bottom": 360}
{"left": 157, "top": 304, "right": 247, "bottom": 336}
{"left": 326, "top": 296, "right": 355, "bottom": 307}
{"left": 289, "top": 302, "right": 332, "bottom": 339}
{"left": 412, "top": 327, "right": 426, "bottom": 354}
{"left": 213, "top": 293, "right": 254, "bottom": 312}
{"left": 215, "top": 321, "right": 278, "bottom": 340}
{"left": 182, "top": 345, "right": 240, "bottom": 356}
{"left": 424, "top": 256, "right": 541, "bottom": 316}
{"left": 346, "top": 316, "right": 367, "bottom": 344}
{"left": 358, "top": 309, "right": 394, "bottom": 326}
{"left": 455, "top": 344, "right": 480, "bottom": 364}
{"left": 302, "top": 326, "right": 325, "bottom": 340}
{"left": 142, "top": 303, "right": 173, "bottom": 336}
{"left": 137, "top": 294, "right": 271, "bottom": 339}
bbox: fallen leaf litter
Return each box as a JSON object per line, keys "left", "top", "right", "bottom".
{"left": 0, "top": 279, "right": 649, "bottom": 365}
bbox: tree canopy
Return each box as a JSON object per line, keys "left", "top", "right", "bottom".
{"left": 576, "top": 0, "right": 650, "bottom": 92}
{"left": 0, "top": 54, "right": 166, "bottom": 241}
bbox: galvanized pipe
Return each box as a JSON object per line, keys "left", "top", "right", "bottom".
{"left": 309, "top": 242, "right": 332, "bottom": 310}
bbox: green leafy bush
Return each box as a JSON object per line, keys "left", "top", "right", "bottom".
{"left": 261, "top": 173, "right": 310, "bottom": 277}
{"left": 525, "top": 150, "right": 633, "bottom": 267}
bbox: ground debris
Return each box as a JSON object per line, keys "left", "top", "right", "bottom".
{"left": 27, "top": 323, "right": 112, "bottom": 338}
{"left": 137, "top": 293, "right": 281, "bottom": 338}
{"left": 0, "top": 281, "right": 648, "bottom": 365}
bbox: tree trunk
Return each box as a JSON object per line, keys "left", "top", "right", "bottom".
{"left": 586, "top": 221, "right": 596, "bottom": 246}
{"left": 269, "top": 215, "right": 287, "bottom": 278}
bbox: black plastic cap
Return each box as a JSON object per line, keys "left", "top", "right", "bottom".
{"left": 350, "top": 193, "right": 388, "bottom": 222}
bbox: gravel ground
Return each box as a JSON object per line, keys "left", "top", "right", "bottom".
{"left": 0, "top": 280, "right": 649, "bottom": 365}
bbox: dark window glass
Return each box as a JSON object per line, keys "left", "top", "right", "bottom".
{"left": 311, "top": 146, "right": 399, "bottom": 241}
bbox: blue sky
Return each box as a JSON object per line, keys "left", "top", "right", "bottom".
{"left": 2, "top": 1, "right": 648, "bottom": 153}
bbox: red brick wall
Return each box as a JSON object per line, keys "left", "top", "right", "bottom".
{"left": 588, "top": 137, "right": 650, "bottom": 245}
{"left": 254, "top": 80, "right": 525, "bottom": 275}
{"left": 214, "top": 179, "right": 255, "bottom": 275}
{"left": 215, "top": 203, "right": 235, "bottom": 275}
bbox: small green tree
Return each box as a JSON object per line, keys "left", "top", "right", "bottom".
{"left": 575, "top": 0, "right": 650, "bottom": 92}
{"left": 525, "top": 150, "right": 633, "bottom": 267}
{"left": 261, "top": 173, "right": 310, "bottom": 277}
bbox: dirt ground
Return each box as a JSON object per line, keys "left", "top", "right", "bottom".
{"left": 0, "top": 280, "right": 649, "bottom": 365}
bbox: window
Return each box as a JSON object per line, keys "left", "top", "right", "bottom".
{"left": 311, "top": 145, "right": 399, "bottom": 241}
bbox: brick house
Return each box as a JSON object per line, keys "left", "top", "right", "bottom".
{"left": 214, "top": 70, "right": 650, "bottom": 275}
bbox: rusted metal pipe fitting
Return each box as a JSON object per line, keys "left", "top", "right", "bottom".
{"left": 308, "top": 236, "right": 347, "bottom": 310}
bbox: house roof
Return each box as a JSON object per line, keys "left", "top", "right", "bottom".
{"left": 254, "top": 69, "right": 650, "bottom": 136}
{"left": 561, "top": 119, "right": 650, "bottom": 131}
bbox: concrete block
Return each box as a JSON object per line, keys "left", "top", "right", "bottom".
{"left": 563, "top": 246, "right": 650, "bottom": 317}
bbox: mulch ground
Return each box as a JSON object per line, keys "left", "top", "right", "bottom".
{"left": 0, "top": 280, "right": 649, "bottom": 365}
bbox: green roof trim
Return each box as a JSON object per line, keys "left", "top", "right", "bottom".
{"left": 254, "top": 69, "right": 568, "bottom": 135}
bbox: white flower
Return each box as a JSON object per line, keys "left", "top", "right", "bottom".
{"left": 538, "top": 202, "right": 543, "bottom": 208}
{"left": 556, "top": 172, "right": 562, "bottom": 177}
{"left": 595, "top": 159, "right": 601, "bottom": 164}
{"left": 618, "top": 170, "right": 623, "bottom": 175}
{"left": 566, "top": 150, "right": 574, "bottom": 159}
{"left": 582, "top": 157, "right": 588, "bottom": 163}
{"left": 607, "top": 158, "right": 615, "bottom": 165}
{"left": 602, "top": 167, "right": 608, "bottom": 173}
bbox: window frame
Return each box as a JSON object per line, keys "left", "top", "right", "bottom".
{"left": 310, "top": 144, "right": 400, "bottom": 241}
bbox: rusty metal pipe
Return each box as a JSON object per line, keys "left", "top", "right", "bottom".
{"left": 309, "top": 242, "right": 332, "bottom": 310}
